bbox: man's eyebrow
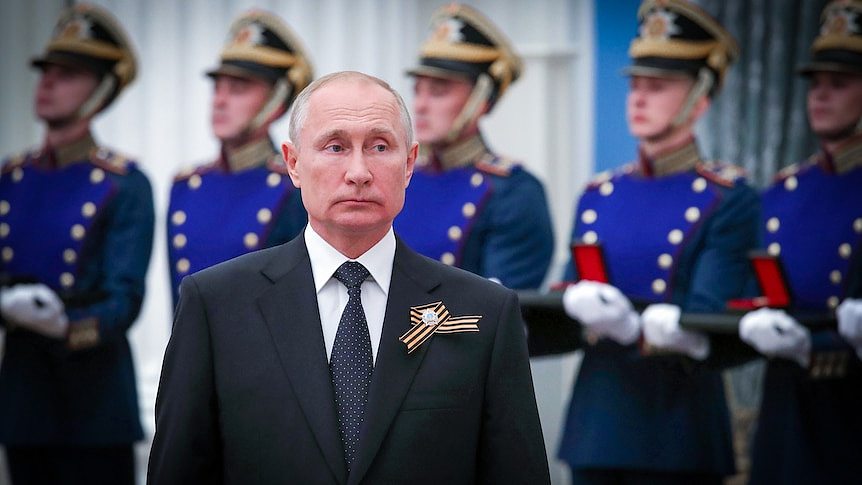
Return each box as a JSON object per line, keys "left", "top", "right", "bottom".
{"left": 312, "top": 129, "right": 347, "bottom": 145}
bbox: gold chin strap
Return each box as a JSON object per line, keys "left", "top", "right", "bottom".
{"left": 76, "top": 75, "right": 117, "bottom": 121}
{"left": 445, "top": 73, "right": 493, "bottom": 144}
{"left": 671, "top": 67, "right": 714, "bottom": 128}
{"left": 248, "top": 78, "right": 291, "bottom": 132}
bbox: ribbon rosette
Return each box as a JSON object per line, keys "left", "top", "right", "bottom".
{"left": 399, "top": 301, "right": 481, "bottom": 354}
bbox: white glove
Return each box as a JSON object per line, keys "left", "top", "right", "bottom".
{"left": 0, "top": 284, "right": 69, "bottom": 339}
{"left": 562, "top": 281, "right": 640, "bottom": 345}
{"left": 837, "top": 298, "right": 862, "bottom": 360}
{"left": 642, "top": 303, "right": 710, "bottom": 360}
{"left": 739, "top": 308, "right": 810, "bottom": 367}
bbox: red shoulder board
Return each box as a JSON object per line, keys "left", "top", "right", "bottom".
{"left": 475, "top": 154, "right": 516, "bottom": 177}
{"left": 695, "top": 161, "right": 746, "bottom": 188}
{"left": 90, "top": 147, "right": 132, "bottom": 175}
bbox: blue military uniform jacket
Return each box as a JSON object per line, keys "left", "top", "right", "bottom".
{"left": 749, "top": 136, "right": 862, "bottom": 485}
{"left": 393, "top": 134, "right": 553, "bottom": 289}
{"left": 558, "top": 140, "right": 759, "bottom": 475}
{"left": 167, "top": 137, "right": 306, "bottom": 307}
{"left": 0, "top": 133, "right": 155, "bottom": 445}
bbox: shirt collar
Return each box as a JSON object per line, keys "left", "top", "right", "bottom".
{"left": 304, "top": 224, "right": 395, "bottom": 296}
{"left": 819, "top": 132, "right": 862, "bottom": 174}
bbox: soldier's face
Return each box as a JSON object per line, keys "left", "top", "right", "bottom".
{"left": 807, "top": 71, "right": 862, "bottom": 141}
{"left": 283, "top": 77, "right": 417, "bottom": 245}
{"left": 626, "top": 75, "right": 696, "bottom": 139}
{"left": 211, "top": 75, "right": 272, "bottom": 142}
{"left": 34, "top": 64, "right": 100, "bottom": 125}
{"left": 412, "top": 76, "right": 473, "bottom": 145}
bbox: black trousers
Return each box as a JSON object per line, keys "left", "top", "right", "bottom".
{"left": 5, "top": 444, "right": 135, "bottom": 485}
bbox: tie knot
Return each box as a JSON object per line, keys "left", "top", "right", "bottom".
{"left": 333, "top": 261, "right": 370, "bottom": 289}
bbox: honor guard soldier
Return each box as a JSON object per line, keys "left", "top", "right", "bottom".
{"left": 167, "top": 10, "right": 312, "bottom": 307}
{"left": 556, "top": 1, "right": 759, "bottom": 482}
{"left": 0, "top": 4, "right": 154, "bottom": 484}
{"left": 738, "top": 1, "right": 862, "bottom": 482}
{"left": 394, "top": 3, "right": 554, "bottom": 290}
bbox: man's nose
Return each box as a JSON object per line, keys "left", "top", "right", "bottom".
{"left": 345, "top": 151, "right": 373, "bottom": 185}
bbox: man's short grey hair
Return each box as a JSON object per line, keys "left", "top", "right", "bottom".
{"left": 288, "top": 71, "right": 414, "bottom": 149}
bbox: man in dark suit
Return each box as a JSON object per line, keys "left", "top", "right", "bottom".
{"left": 147, "top": 71, "right": 550, "bottom": 485}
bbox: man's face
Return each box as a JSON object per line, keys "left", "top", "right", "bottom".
{"left": 284, "top": 78, "right": 417, "bottom": 243}
{"left": 34, "top": 64, "right": 100, "bottom": 125}
{"left": 807, "top": 71, "right": 862, "bottom": 141}
{"left": 211, "top": 74, "right": 272, "bottom": 142}
{"left": 626, "top": 75, "right": 696, "bottom": 139}
{"left": 412, "top": 75, "right": 473, "bottom": 145}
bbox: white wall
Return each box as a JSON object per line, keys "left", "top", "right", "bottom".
{"left": 0, "top": 1, "right": 594, "bottom": 483}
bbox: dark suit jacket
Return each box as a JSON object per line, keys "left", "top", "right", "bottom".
{"left": 148, "top": 235, "right": 549, "bottom": 484}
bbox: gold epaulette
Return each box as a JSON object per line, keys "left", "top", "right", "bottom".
{"left": 266, "top": 155, "right": 291, "bottom": 175}
{"left": 90, "top": 147, "right": 132, "bottom": 175}
{"left": 1, "top": 151, "right": 30, "bottom": 174}
{"left": 696, "top": 161, "right": 746, "bottom": 188}
{"left": 173, "top": 160, "right": 217, "bottom": 182}
{"left": 585, "top": 162, "right": 634, "bottom": 189}
{"left": 773, "top": 161, "right": 807, "bottom": 182}
{"left": 474, "top": 153, "right": 517, "bottom": 177}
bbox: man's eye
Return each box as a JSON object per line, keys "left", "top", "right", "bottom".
{"left": 325, "top": 144, "right": 343, "bottom": 153}
{"left": 372, "top": 144, "right": 387, "bottom": 152}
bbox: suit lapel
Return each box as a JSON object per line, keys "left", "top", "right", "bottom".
{"left": 349, "top": 241, "right": 442, "bottom": 484}
{"left": 257, "top": 238, "right": 348, "bottom": 485}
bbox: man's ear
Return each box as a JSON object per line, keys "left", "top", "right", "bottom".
{"left": 282, "top": 142, "right": 301, "bottom": 188}
{"left": 691, "top": 95, "right": 711, "bottom": 123}
{"left": 404, "top": 141, "right": 419, "bottom": 188}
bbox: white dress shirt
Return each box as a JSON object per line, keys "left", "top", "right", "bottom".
{"left": 304, "top": 224, "right": 395, "bottom": 364}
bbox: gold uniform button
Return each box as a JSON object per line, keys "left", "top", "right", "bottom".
{"left": 11, "top": 168, "right": 24, "bottom": 182}
{"left": 766, "top": 217, "right": 780, "bottom": 233}
{"left": 244, "top": 232, "right": 259, "bottom": 249}
{"left": 267, "top": 173, "right": 282, "bottom": 187}
{"left": 668, "top": 229, "right": 683, "bottom": 245}
{"left": 60, "top": 272, "right": 75, "bottom": 288}
{"left": 171, "top": 210, "right": 187, "bottom": 226}
{"left": 63, "top": 249, "right": 77, "bottom": 264}
{"left": 448, "top": 226, "right": 462, "bottom": 241}
{"left": 71, "top": 224, "right": 86, "bottom": 240}
{"left": 440, "top": 252, "right": 455, "bottom": 265}
{"left": 652, "top": 279, "right": 667, "bottom": 294}
{"left": 257, "top": 208, "right": 272, "bottom": 224}
{"left": 839, "top": 243, "right": 852, "bottom": 259}
{"left": 81, "top": 202, "right": 97, "bottom": 218}
{"left": 599, "top": 181, "right": 614, "bottom": 196}
{"left": 830, "top": 270, "right": 842, "bottom": 285}
{"left": 0, "top": 200, "right": 9, "bottom": 215}
{"left": 176, "top": 258, "right": 190, "bottom": 274}
{"left": 854, "top": 217, "right": 862, "bottom": 234}
{"left": 2, "top": 247, "right": 13, "bottom": 262}
{"left": 684, "top": 207, "right": 700, "bottom": 223}
{"left": 462, "top": 202, "right": 476, "bottom": 218}
{"left": 470, "top": 173, "right": 484, "bottom": 187}
{"left": 581, "top": 209, "right": 598, "bottom": 224}
{"left": 0, "top": 223, "right": 8, "bottom": 238}
{"left": 827, "top": 296, "right": 840, "bottom": 309}
{"left": 582, "top": 231, "right": 598, "bottom": 244}
{"left": 173, "top": 233, "right": 187, "bottom": 249}
{"left": 658, "top": 253, "right": 673, "bottom": 269}
{"left": 188, "top": 174, "right": 202, "bottom": 190}
{"left": 90, "top": 168, "right": 105, "bottom": 184}
{"left": 692, "top": 177, "right": 707, "bottom": 193}
{"left": 784, "top": 176, "right": 798, "bottom": 191}
{"left": 768, "top": 242, "right": 781, "bottom": 256}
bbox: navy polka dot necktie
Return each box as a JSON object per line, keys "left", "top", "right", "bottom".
{"left": 330, "top": 261, "right": 373, "bottom": 471}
